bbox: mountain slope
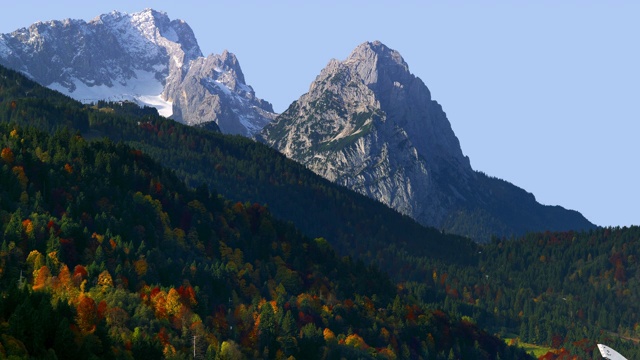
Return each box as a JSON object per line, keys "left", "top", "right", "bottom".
{"left": 0, "top": 63, "right": 476, "bottom": 278}
{"left": 0, "top": 116, "right": 532, "bottom": 358}
{"left": 429, "top": 226, "right": 640, "bottom": 359}
{"left": 259, "top": 41, "right": 595, "bottom": 241}
{"left": 0, "top": 9, "right": 275, "bottom": 136}
{"left": 4, "top": 53, "right": 635, "bottom": 360}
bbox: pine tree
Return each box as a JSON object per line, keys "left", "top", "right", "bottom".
{"left": 259, "top": 302, "right": 277, "bottom": 354}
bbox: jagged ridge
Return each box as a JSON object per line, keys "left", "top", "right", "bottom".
{"left": 260, "top": 41, "right": 595, "bottom": 241}
{"left": 0, "top": 8, "right": 275, "bottom": 136}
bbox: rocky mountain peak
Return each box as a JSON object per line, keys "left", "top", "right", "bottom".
{"left": 323, "top": 41, "right": 462, "bottom": 171}
{"left": 167, "top": 48, "right": 276, "bottom": 135}
{"left": 89, "top": 8, "right": 202, "bottom": 65}
{"left": 216, "top": 50, "right": 246, "bottom": 85}
{"left": 261, "top": 41, "right": 594, "bottom": 241}
{"left": 344, "top": 41, "right": 410, "bottom": 86}
{"left": 0, "top": 9, "right": 275, "bottom": 136}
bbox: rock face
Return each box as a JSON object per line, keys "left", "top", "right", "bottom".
{"left": 168, "top": 51, "right": 276, "bottom": 134}
{"left": 259, "top": 41, "right": 595, "bottom": 241}
{"left": 0, "top": 9, "right": 275, "bottom": 136}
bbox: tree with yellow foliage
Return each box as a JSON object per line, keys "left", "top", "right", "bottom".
{"left": 345, "top": 333, "right": 368, "bottom": 349}
{"left": 165, "top": 288, "right": 182, "bottom": 317}
{"left": 26, "top": 250, "right": 44, "bottom": 273}
{"left": 97, "top": 270, "right": 113, "bottom": 290}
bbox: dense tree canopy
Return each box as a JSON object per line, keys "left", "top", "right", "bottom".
{"left": 2, "top": 63, "right": 637, "bottom": 359}
{"left": 0, "top": 122, "right": 529, "bottom": 359}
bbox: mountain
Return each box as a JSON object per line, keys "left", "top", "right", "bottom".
{"left": 3, "top": 53, "right": 639, "bottom": 360}
{"left": 259, "top": 41, "right": 595, "bottom": 241}
{"left": 0, "top": 62, "right": 477, "bottom": 280}
{"left": 0, "top": 100, "right": 532, "bottom": 358}
{"left": 168, "top": 50, "right": 276, "bottom": 134}
{"left": 0, "top": 8, "right": 275, "bottom": 136}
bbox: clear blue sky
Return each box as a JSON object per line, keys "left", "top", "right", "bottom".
{"left": 2, "top": 1, "right": 638, "bottom": 227}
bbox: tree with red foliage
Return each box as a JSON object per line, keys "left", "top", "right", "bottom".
{"left": 1, "top": 147, "right": 14, "bottom": 164}
{"left": 97, "top": 300, "right": 108, "bottom": 321}
{"left": 177, "top": 285, "right": 197, "bottom": 307}
{"left": 76, "top": 295, "right": 98, "bottom": 333}
{"left": 73, "top": 265, "right": 88, "bottom": 286}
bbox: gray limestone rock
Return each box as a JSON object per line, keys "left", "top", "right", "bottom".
{"left": 167, "top": 51, "right": 276, "bottom": 135}
{"left": 0, "top": 9, "right": 275, "bottom": 136}
{"left": 259, "top": 41, "right": 594, "bottom": 241}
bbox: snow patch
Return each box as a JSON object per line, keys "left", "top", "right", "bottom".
{"left": 213, "top": 80, "right": 232, "bottom": 96}
{"left": 152, "top": 63, "right": 167, "bottom": 72}
{"left": 48, "top": 68, "right": 173, "bottom": 117}
{"left": 137, "top": 94, "right": 173, "bottom": 117}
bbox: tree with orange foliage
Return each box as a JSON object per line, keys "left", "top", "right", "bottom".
{"left": 57, "top": 264, "right": 72, "bottom": 289}
{"left": 21, "top": 219, "right": 33, "bottom": 235}
{"left": 76, "top": 295, "right": 98, "bottom": 333}
{"left": 345, "top": 333, "right": 368, "bottom": 349}
{"left": 1, "top": 147, "right": 14, "bottom": 164}
{"left": 53, "top": 264, "right": 74, "bottom": 300}
{"left": 377, "top": 347, "right": 397, "bottom": 360}
{"left": 12, "top": 166, "right": 28, "bottom": 189}
{"left": 323, "top": 328, "right": 336, "bottom": 342}
{"left": 32, "top": 265, "right": 51, "bottom": 291}
{"left": 152, "top": 290, "right": 168, "bottom": 319}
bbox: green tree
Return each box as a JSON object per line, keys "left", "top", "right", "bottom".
{"left": 259, "top": 302, "right": 277, "bottom": 356}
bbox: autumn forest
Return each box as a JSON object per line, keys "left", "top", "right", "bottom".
{"left": 0, "top": 64, "right": 638, "bottom": 359}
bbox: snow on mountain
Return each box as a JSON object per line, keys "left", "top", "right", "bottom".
{"left": 0, "top": 9, "right": 275, "bottom": 136}
{"left": 167, "top": 51, "right": 276, "bottom": 134}
{"left": 47, "top": 68, "right": 173, "bottom": 116}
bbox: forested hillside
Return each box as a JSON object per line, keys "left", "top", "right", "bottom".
{"left": 0, "top": 122, "right": 530, "bottom": 359}
{"left": 0, "top": 64, "right": 475, "bottom": 270}
{"left": 1, "top": 63, "right": 637, "bottom": 359}
{"left": 413, "top": 227, "right": 640, "bottom": 359}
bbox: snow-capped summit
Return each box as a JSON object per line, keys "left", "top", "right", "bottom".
{"left": 0, "top": 9, "right": 275, "bottom": 136}
{"left": 92, "top": 8, "right": 202, "bottom": 67}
